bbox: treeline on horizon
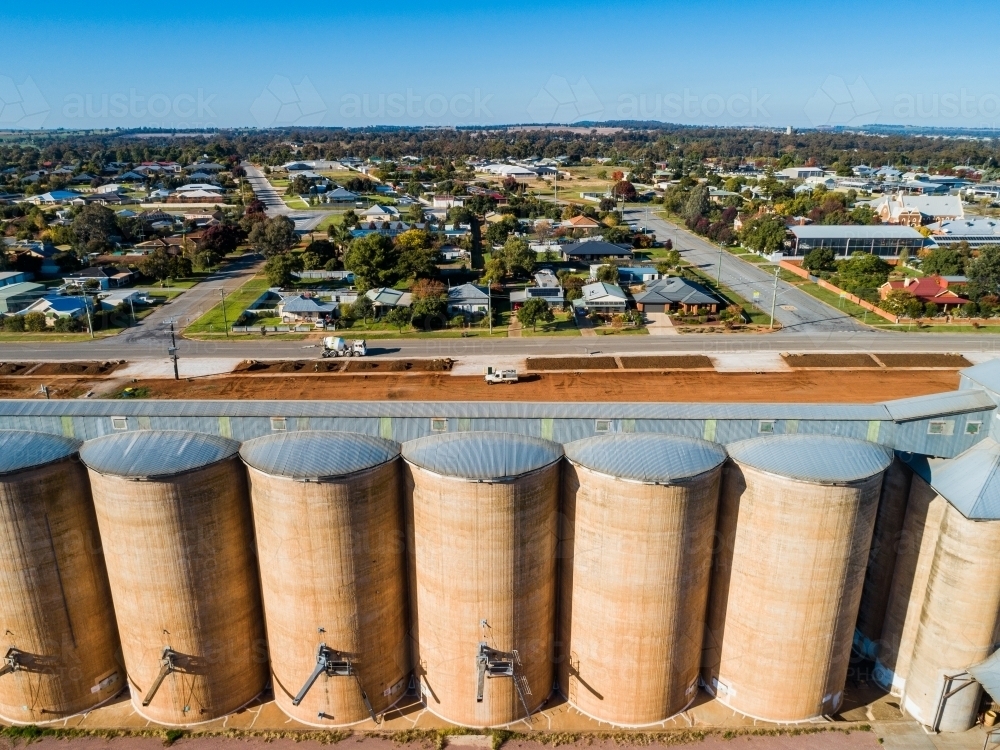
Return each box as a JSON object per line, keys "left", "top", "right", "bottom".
{"left": 2, "top": 124, "right": 998, "bottom": 174}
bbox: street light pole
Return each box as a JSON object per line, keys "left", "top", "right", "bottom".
{"left": 488, "top": 284, "right": 492, "bottom": 335}
{"left": 769, "top": 266, "right": 779, "bottom": 330}
{"left": 220, "top": 288, "right": 230, "bottom": 338}
{"left": 717, "top": 246, "right": 723, "bottom": 286}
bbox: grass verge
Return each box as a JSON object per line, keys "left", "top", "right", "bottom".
{"left": 185, "top": 277, "right": 271, "bottom": 334}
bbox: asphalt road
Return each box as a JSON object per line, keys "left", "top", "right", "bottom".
{"left": 243, "top": 163, "right": 325, "bottom": 231}
{"left": 624, "top": 208, "right": 867, "bottom": 333}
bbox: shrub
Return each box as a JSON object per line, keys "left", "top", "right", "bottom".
{"left": 2, "top": 315, "right": 25, "bottom": 332}
{"left": 24, "top": 312, "right": 47, "bottom": 332}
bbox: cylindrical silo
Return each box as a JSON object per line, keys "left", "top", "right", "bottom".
{"left": 854, "top": 457, "right": 913, "bottom": 660}
{"left": 703, "top": 435, "right": 890, "bottom": 722}
{"left": 873, "top": 476, "right": 946, "bottom": 697}
{"left": 402, "top": 432, "right": 562, "bottom": 727}
{"left": 240, "top": 431, "right": 409, "bottom": 727}
{"left": 0, "top": 431, "right": 121, "bottom": 724}
{"left": 560, "top": 433, "right": 726, "bottom": 726}
{"left": 81, "top": 431, "right": 267, "bottom": 726}
{"left": 901, "top": 502, "right": 1000, "bottom": 732}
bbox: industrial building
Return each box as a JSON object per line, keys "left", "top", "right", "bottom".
{"left": 2, "top": 358, "right": 1000, "bottom": 731}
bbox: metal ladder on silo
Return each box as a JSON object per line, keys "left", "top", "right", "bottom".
{"left": 0, "top": 648, "right": 23, "bottom": 677}
{"left": 291, "top": 642, "right": 380, "bottom": 724}
{"left": 142, "top": 647, "right": 179, "bottom": 706}
{"left": 475, "top": 642, "right": 532, "bottom": 720}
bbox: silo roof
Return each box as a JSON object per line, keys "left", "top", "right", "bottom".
{"left": 80, "top": 430, "right": 240, "bottom": 479}
{"left": 0, "top": 430, "right": 81, "bottom": 475}
{"left": 565, "top": 433, "right": 726, "bottom": 483}
{"left": 240, "top": 431, "right": 399, "bottom": 480}
{"left": 727, "top": 435, "right": 892, "bottom": 484}
{"left": 916, "top": 437, "right": 1000, "bottom": 520}
{"left": 402, "top": 431, "right": 562, "bottom": 481}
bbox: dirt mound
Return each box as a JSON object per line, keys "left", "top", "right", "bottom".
{"left": 0, "top": 363, "right": 33, "bottom": 375}
{"left": 343, "top": 359, "right": 453, "bottom": 373}
{"left": 620, "top": 355, "right": 714, "bottom": 370}
{"left": 527, "top": 356, "right": 618, "bottom": 371}
{"left": 233, "top": 360, "right": 344, "bottom": 373}
{"left": 874, "top": 353, "right": 971, "bottom": 368}
{"left": 30, "top": 361, "right": 124, "bottom": 376}
{"left": 782, "top": 353, "right": 878, "bottom": 369}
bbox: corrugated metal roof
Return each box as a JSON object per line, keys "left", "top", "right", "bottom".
{"left": 961, "top": 359, "right": 1000, "bottom": 396}
{"left": 240, "top": 431, "right": 399, "bottom": 480}
{"left": 0, "top": 430, "right": 80, "bottom": 475}
{"left": 80, "top": 430, "right": 240, "bottom": 480}
{"left": 564, "top": 433, "right": 726, "bottom": 483}
{"left": 919, "top": 437, "right": 1000, "bottom": 520}
{"left": 968, "top": 649, "right": 1000, "bottom": 705}
{"left": 882, "top": 389, "right": 995, "bottom": 422}
{"left": 402, "top": 431, "right": 562, "bottom": 481}
{"left": 727, "top": 435, "right": 892, "bottom": 484}
{"left": 0, "top": 399, "right": 891, "bottom": 422}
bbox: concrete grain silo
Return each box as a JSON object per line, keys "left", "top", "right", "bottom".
{"left": 873, "top": 475, "right": 945, "bottom": 697}
{"left": 893, "top": 439, "right": 1000, "bottom": 732}
{"left": 240, "top": 431, "right": 408, "bottom": 727}
{"left": 560, "top": 433, "right": 726, "bottom": 726}
{"left": 854, "top": 458, "right": 913, "bottom": 660}
{"left": 81, "top": 431, "right": 267, "bottom": 726}
{"left": 704, "top": 435, "right": 890, "bottom": 722}
{"left": 0, "top": 431, "right": 121, "bottom": 724}
{"left": 402, "top": 432, "right": 562, "bottom": 727}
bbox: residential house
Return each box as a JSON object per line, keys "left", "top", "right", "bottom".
{"left": 879, "top": 276, "right": 969, "bottom": 311}
{"left": 97, "top": 289, "right": 149, "bottom": 311}
{"left": 25, "top": 190, "right": 81, "bottom": 205}
{"left": 615, "top": 267, "right": 661, "bottom": 284}
{"left": 562, "top": 240, "right": 634, "bottom": 264}
{"left": 63, "top": 267, "right": 130, "bottom": 291}
{"left": 167, "top": 190, "right": 224, "bottom": 203}
{"left": 510, "top": 271, "right": 564, "bottom": 310}
{"left": 0, "top": 282, "right": 48, "bottom": 313}
{"left": 277, "top": 295, "right": 338, "bottom": 323}
{"left": 866, "top": 193, "right": 964, "bottom": 226}
{"left": 633, "top": 277, "right": 721, "bottom": 314}
{"left": 365, "top": 287, "right": 412, "bottom": 315}
{"left": 432, "top": 195, "right": 464, "bottom": 209}
{"left": 575, "top": 282, "right": 628, "bottom": 314}
{"left": 360, "top": 205, "right": 400, "bottom": 220}
{"left": 0, "top": 271, "right": 32, "bottom": 287}
{"left": 777, "top": 166, "right": 826, "bottom": 180}
{"left": 447, "top": 283, "right": 490, "bottom": 315}
{"left": 561, "top": 215, "right": 601, "bottom": 231}
{"left": 325, "top": 187, "right": 359, "bottom": 203}
{"left": 18, "top": 295, "right": 89, "bottom": 322}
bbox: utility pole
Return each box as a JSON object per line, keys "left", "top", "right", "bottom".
{"left": 769, "top": 266, "right": 779, "bottom": 331}
{"left": 168, "top": 320, "right": 179, "bottom": 380}
{"left": 488, "top": 284, "right": 492, "bottom": 335}
{"left": 717, "top": 245, "right": 723, "bottom": 286}
{"left": 84, "top": 294, "right": 95, "bottom": 339}
{"left": 220, "top": 288, "right": 230, "bottom": 338}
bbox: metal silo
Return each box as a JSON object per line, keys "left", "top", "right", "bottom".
{"left": 704, "top": 435, "right": 890, "bottom": 722}
{"left": 873, "top": 475, "right": 945, "bottom": 697}
{"left": 402, "top": 432, "right": 562, "bottom": 728}
{"left": 854, "top": 457, "right": 913, "bottom": 660}
{"left": 560, "top": 433, "right": 726, "bottom": 726}
{"left": 81, "top": 431, "right": 267, "bottom": 726}
{"left": 240, "top": 431, "right": 408, "bottom": 727}
{"left": 0, "top": 431, "right": 121, "bottom": 724}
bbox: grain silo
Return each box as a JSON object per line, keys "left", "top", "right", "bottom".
{"left": 703, "top": 435, "right": 890, "bottom": 722}
{"left": 240, "top": 431, "right": 408, "bottom": 727}
{"left": 560, "top": 433, "right": 726, "bottom": 726}
{"left": 402, "top": 432, "right": 562, "bottom": 727}
{"left": 0, "top": 431, "right": 121, "bottom": 724}
{"left": 81, "top": 431, "right": 267, "bottom": 726}
{"left": 854, "top": 457, "right": 913, "bottom": 660}
{"left": 893, "top": 439, "right": 1000, "bottom": 732}
{"left": 872, "top": 475, "right": 945, "bottom": 697}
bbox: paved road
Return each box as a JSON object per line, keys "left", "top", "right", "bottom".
{"left": 625, "top": 208, "right": 867, "bottom": 333}
{"left": 243, "top": 163, "right": 325, "bottom": 232}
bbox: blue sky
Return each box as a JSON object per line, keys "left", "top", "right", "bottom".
{"left": 4, "top": 1, "right": 1000, "bottom": 130}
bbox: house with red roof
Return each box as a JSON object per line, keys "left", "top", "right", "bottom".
{"left": 879, "top": 275, "right": 969, "bottom": 310}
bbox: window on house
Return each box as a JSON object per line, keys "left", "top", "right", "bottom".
{"left": 595, "top": 419, "right": 611, "bottom": 433}
{"left": 270, "top": 417, "right": 287, "bottom": 431}
{"left": 758, "top": 420, "right": 776, "bottom": 434}
{"left": 110, "top": 416, "right": 128, "bottom": 431}
{"left": 927, "top": 420, "right": 954, "bottom": 436}
{"left": 431, "top": 418, "right": 448, "bottom": 433}
{"left": 966, "top": 421, "right": 983, "bottom": 435}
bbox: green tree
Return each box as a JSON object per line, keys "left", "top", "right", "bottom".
{"left": 881, "top": 289, "right": 918, "bottom": 315}
{"left": 23, "top": 311, "right": 47, "bottom": 332}
{"left": 484, "top": 215, "right": 519, "bottom": 247}
{"left": 343, "top": 233, "right": 403, "bottom": 291}
{"left": 683, "top": 184, "right": 710, "bottom": 224}
{"left": 837, "top": 252, "right": 892, "bottom": 298}
{"left": 263, "top": 252, "right": 304, "bottom": 287}
{"left": 2, "top": 315, "right": 25, "bottom": 332}
{"left": 967, "top": 246, "right": 1000, "bottom": 299}
{"left": 249, "top": 216, "right": 297, "bottom": 258}
{"left": 410, "top": 296, "right": 447, "bottom": 329}
{"left": 922, "top": 247, "right": 964, "bottom": 277}
{"left": 803, "top": 247, "right": 837, "bottom": 274}
{"left": 596, "top": 264, "right": 619, "bottom": 284}
{"left": 384, "top": 305, "right": 412, "bottom": 332}
{"left": 655, "top": 250, "right": 681, "bottom": 275}
{"left": 350, "top": 294, "right": 375, "bottom": 323}
{"left": 517, "top": 297, "right": 554, "bottom": 331}
{"left": 739, "top": 216, "right": 787, "bottom": 254}
{"left": 482, "top": 257, "right": 506, "bottom": 286}
{"left": 395, "top": 229, "right": 440, "bottom": 278}
{"left": 138, "top": 248, "right": 173, "bottom": 282}
{"left": 72, "top": 204, "right": 119, "bottom": 253}
{"left": 499, "top": 237, "right": 534, "bottom": 278}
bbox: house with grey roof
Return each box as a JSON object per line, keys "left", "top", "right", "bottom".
{"left": 277, "top": 295, "right": 339, "bottom": 323}
{"left": 447, "top": 283, "right": 489, "bottom": 315}
{"left": 634, "top": 277, "right": 721, "bottom": 314}
{"left": 574, "top": 281, "right": 628, "bottom": 314}
{"left": 365, "top": 287, "right": 412, "bottom": 315}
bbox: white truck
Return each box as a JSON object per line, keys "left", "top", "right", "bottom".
{"left": 321, "top": 337, "right": 367, "bottom": 358}
{"left": 484, "top": 367, "right": 518, "bottom": 385}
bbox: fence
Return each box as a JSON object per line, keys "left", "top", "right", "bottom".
{"left": 293, "top": 271, "right": 355, "bottom": 281}
{"left": 231, "top": 324, "right": 315, "bottom": 333}
{"left": 779, "top": 261, "right": 899, "bottom": 324}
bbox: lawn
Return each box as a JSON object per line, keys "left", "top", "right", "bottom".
{"left": 185, "top": 277, "right": 271, "bottom": 334}
{"left": 794, "top": 281, "right": 880, "bottom": 323}
{"left": 136, "top": 272, "right": 212, "bottom": 291}
{"left": 680, "top": 265, "right": 773, "bottom": 326}
{"left": 595, "top": 326, "right": 649, "bottom": 335}
{"left": 520, "top": 311, "right": 582, "bottom": 337}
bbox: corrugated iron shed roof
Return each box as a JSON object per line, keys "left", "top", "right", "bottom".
{"left": 961, "top": 358, "right": 1000, "bottom": 396}
{"left": 402, "top": 431, "right": 562, "bottom": 481}
{"left": 883, "top": 389, "right": 995, "bottom": 422}
{"left": 918, "top": 437, "right": 1000, "bottom": 520}
{"left": 240, "top": 431, "right": 399, "bottom": 480}
{"left": 565, "top": 433, "right": 726, "bottom": 483}
{"left": 0, "top": 430, "right": 80, "bottom": 475}
{"left": 727, "top": 434, "right": 892, "bottom": 484}
{"left": 80, "top": 430, "right": 240, "bottom": 480}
